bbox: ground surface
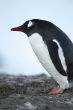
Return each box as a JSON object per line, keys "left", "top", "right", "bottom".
{"left": 0, "top": 73, "right": 73, "bottom": 110}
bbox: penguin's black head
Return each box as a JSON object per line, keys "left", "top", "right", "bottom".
{"left": 11, "top": 19, "right": 40, "bottom": 36}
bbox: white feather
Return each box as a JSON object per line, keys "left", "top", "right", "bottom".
{"left": 53, "top": 39, "right": 67, "bottom": 72}
{"left": 29, "top": 33, "right": 69, "bottom": 89}
{"left": 27, "top": 21, "right": 33, "bottom": 28}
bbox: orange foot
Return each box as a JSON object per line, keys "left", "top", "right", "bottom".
{"left": 49, "top": 86, "right": 64, "bottom": 95}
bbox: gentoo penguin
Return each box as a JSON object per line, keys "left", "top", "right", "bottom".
{"left": 11, "top": 19, "right": 73, "bottom": 94}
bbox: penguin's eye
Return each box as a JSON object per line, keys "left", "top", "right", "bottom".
{"left": 27, "top": 21, "right": 33, "bottom": 28}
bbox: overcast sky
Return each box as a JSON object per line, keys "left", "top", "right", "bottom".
{"left": 0, "top": 0, "right": 73, "bottom": 75}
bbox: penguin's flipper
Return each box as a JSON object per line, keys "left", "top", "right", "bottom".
{"left": 47, "top": 40, "right": 67, "bottom": 76}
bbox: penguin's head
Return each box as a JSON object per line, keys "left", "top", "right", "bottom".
{"left": 11, "top": 19, "right": 40, "bottom": 37}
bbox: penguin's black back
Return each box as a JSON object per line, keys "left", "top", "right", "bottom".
{"left": 35, "top": 19, "right": 73, "bottom": 61}
{"left": 33, "top": 19, "right": 73, "bottom": 81}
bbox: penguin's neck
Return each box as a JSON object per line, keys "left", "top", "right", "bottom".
{"left": 29, "top": 33, "right": 43, "bottom": 50}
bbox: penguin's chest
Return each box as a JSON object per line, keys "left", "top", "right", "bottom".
{"left": 28, "top": 34, "right": 69, "bottom": 89}
{"left": 29, "top": 33, "right": 56, "bottom": 74}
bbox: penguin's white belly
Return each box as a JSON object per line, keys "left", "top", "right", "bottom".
{"left": 29, "top": 33, "right": 69, "bottom": 89}
{"left": 29, "top": 33, "right": 52, "bottom": 73}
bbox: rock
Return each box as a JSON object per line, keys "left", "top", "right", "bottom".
{"left": 0, "top": 73, "right": 73, "bottom": 110}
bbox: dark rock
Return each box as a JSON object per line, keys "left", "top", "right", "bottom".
{"left": 0, "top": 73, "right": 73, "bottom": 110}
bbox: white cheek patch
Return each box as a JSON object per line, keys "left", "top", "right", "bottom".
{"left": 53, "top": 39, "right": 67, "bottom": 72}
{"left": 27, "top": 21, "right": 33, "bottom": 28}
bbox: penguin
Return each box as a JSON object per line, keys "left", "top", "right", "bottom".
{"left": 11, "top": 19, "right": 73, "bottom": 94}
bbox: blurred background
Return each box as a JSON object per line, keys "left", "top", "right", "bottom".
{"left": 0, "top": 0, "right": 73, "bottom": 76}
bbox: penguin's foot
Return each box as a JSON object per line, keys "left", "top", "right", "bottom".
{"left": 49, "top": 86, "right": 64, "bottom": 95}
